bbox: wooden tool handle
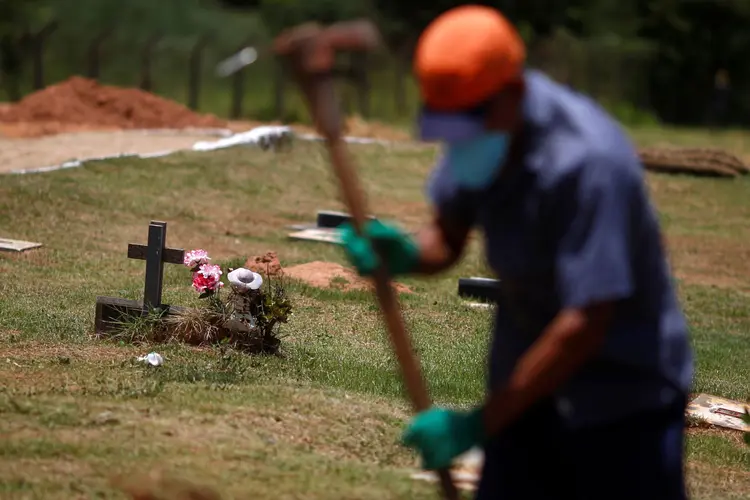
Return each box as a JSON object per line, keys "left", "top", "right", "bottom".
{"left": 329, "top": 140, "right": 430, "bottom": 406}
{"left": 327, "top": 109, "right": 460, "bottom": 500}
{"left": 279, "top": 28, "right": 460, "bottom": 499}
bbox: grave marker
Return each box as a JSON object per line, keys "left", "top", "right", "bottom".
{"left": 0, "top": 238, "right": 43, "bottom": 252}
{"left": 95, "top": 220, "right": 186, "bottom": 335}
{"left": 458, "top": 277, "right": 502, "bottom": 304}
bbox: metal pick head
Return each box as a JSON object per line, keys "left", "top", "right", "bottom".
{"left": 215, "top": 47, "right": 258, "bottom": 77}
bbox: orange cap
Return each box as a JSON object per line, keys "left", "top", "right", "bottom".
{"left": 414, "top": 5, "right": 526, "bottom": 111}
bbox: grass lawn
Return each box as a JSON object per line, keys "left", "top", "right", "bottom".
{"left": 1, "top": 128, "right": 749, "bottom": 499}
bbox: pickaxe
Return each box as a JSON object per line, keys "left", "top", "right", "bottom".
{"left": 273, "top": 20, "right": 460, "bottom": 500}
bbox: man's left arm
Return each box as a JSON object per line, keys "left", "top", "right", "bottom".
{"left": 481, "top": 158, "right": 640, "bottom": 437}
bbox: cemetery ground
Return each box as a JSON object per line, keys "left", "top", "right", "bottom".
{"left": 1, "top": 130, "right": 749, "bottom": 499}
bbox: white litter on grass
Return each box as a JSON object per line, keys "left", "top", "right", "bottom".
{"left": 12, "top": 159, "right": 83, "bottom": 175}
{"left": 294, "top": 132, "right": 392, "bottom": 145}
{"left": 137, "top": 352, "right": 164, "bottom": 367}
{"left": 135, "top": 127, "right": 234, "bottom": 137}
{"left": 410, "top": 447, "right": 483, "bottom": 491}
{"left": 466, "top": 302, "right": 493, "bottom": 309}
{"left": 192, "top": 125, "right": 293, "bottom": 151}
{"left": 6, "top": 126, "right": 399, "bottom": 175}
{"left": 287, "top": 227, "right": 343, "bottom": 244}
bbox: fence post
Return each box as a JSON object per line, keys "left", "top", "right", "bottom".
{"left": 0, "top": 33, "right": 28, "bottom": 102}
{"left": 139, "top": 33, "right": 162, "bottom": 92}
{"left": 273, "top": 60, "right": 286, "bottom": 121}
{"left": 87, "top": 29, "right": 113, "bottom": 79}
{"left": 229, "top": 39, "right": 253, "bottom": 120}
{"left": 393, "top": 42, "right": 413, "bottom": 118}
{"left": 188, "top": 35, "right": 210, "bottom": 110}
{"left": 31, "top": 21, "right": 58, "bottom": 90}
{"left": 353, "top": 52, "right": 370, "bottom": 119}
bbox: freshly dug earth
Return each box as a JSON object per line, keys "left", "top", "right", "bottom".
{"left": 283, "top": 261, "right": 412, "bottom": 294}
{"left": 639, "top": 147, "right": 749, "bottom": 178}
{"left": 0, "top": 76, "right": 226, "bottom": 138}
{"left": 245, "top": 251, "right": 284, "bottom": 277}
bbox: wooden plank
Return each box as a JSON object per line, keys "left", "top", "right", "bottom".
{"left": 143, "top": 221, "right": 167, "bottom": 310}
{"left": 686, "top": 393, "right": 750, "bottom": 432}
{"left": 95, "top": 296, "right": 186, "bottom": 335}
{"left": 95, "top": 296, "right": 144, "bottom": 335}
{"left": 0, "top": 238, "right": 43, "bottom": 252}
{"left": 127, "top": 244, "right": 184, "bottom": 264}
{"left": 288, "top": 227, "right": 342, "bottom": 244}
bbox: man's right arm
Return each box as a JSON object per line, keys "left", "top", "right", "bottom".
{"left": 416, "top": 155, "right": 474, "bottom": 275}
{"left": 414, "top": 211, "right": 471, "bottom": 275}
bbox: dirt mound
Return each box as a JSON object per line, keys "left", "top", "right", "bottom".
{"left": 0, "top": 77, "right": 226, "bottom": 138}
{"left": 245, "top": 251, "right": 284, "bottom": 277}
{"left": 639, "top": 147, "right": 749, "bottom": 178}
{"left": 283, "top": 261, "right": 412, "bottom": 293}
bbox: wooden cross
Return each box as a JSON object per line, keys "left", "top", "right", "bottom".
{"left": 127, "top": 221, "right": 185, "bottom": 310}
{"left": 95, "top": 220, "right": 186, "bottom": 335}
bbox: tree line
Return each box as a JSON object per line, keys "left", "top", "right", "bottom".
{"left": 243, "top": 0, "right": 750, "bottom": 128}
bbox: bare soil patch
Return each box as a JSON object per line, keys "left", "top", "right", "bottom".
{"left": 0, "top": 341, "right": 140, "bottom": 362}
{"left": 0, "top": 129, "right": 223, "bottom": 173}
{"left": 242, "top": 252, "right": 413, "bottom": 293}
{"left": 245, "top": 251, "right": 284, "bottom": 277}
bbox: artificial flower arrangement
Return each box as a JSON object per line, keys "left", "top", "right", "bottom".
{"left": 161, "top": 248, "right": 292, "bottom": 354}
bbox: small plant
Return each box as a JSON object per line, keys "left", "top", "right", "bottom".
{"left": 107, "top": 307, "right": 169, "bottom": 344}
{"left": 330, "top": 275, "right": 349, "bottom": 290}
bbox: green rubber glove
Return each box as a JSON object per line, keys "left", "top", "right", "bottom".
{"left": 339, "top": 220, "right": 419, "bottom": 277}
{"left": 402, "top": 407, "right": 484, "bottom": 470}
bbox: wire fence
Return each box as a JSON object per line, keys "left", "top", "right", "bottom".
{"left": 2, "top": 24, "right": 663, "bottom": 126}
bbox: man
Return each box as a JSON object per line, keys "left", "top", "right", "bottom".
{"left": 340, "top": 5, "right": 693, "bottom": 500}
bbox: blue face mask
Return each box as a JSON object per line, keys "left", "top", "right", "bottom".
{"left": 446, "top": 133, "right": 511, "bottom": 189}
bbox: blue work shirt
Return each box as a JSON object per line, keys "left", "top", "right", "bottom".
{"left": 427, "top": 70, "right": 694, "bottom": 427}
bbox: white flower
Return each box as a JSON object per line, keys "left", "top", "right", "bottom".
{"left": 227, "top": 268, "right": 263, "bottom": 292}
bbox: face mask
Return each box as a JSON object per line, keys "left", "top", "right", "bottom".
{"left": 446, "top": 133, "right": 510, "bottom": 189}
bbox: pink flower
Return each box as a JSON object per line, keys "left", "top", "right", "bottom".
{"left": 197, "top": 263, "right": 222, "bottom": 280}
{"left": 184, "top": 249, "right": 210, "bottom": 268}
{"left": 191, "top": 263, "right": 224, "bottom": 294}
{"left": 192, "top": 271, "right": 224, "bottom": 293}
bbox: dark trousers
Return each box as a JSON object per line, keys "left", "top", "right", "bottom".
{"left": 475, "top": 398, "right": 687, "bottom": 499}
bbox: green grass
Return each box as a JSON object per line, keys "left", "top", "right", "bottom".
{"left": 1, "top": 131, "right": 750, "bottom": 498}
